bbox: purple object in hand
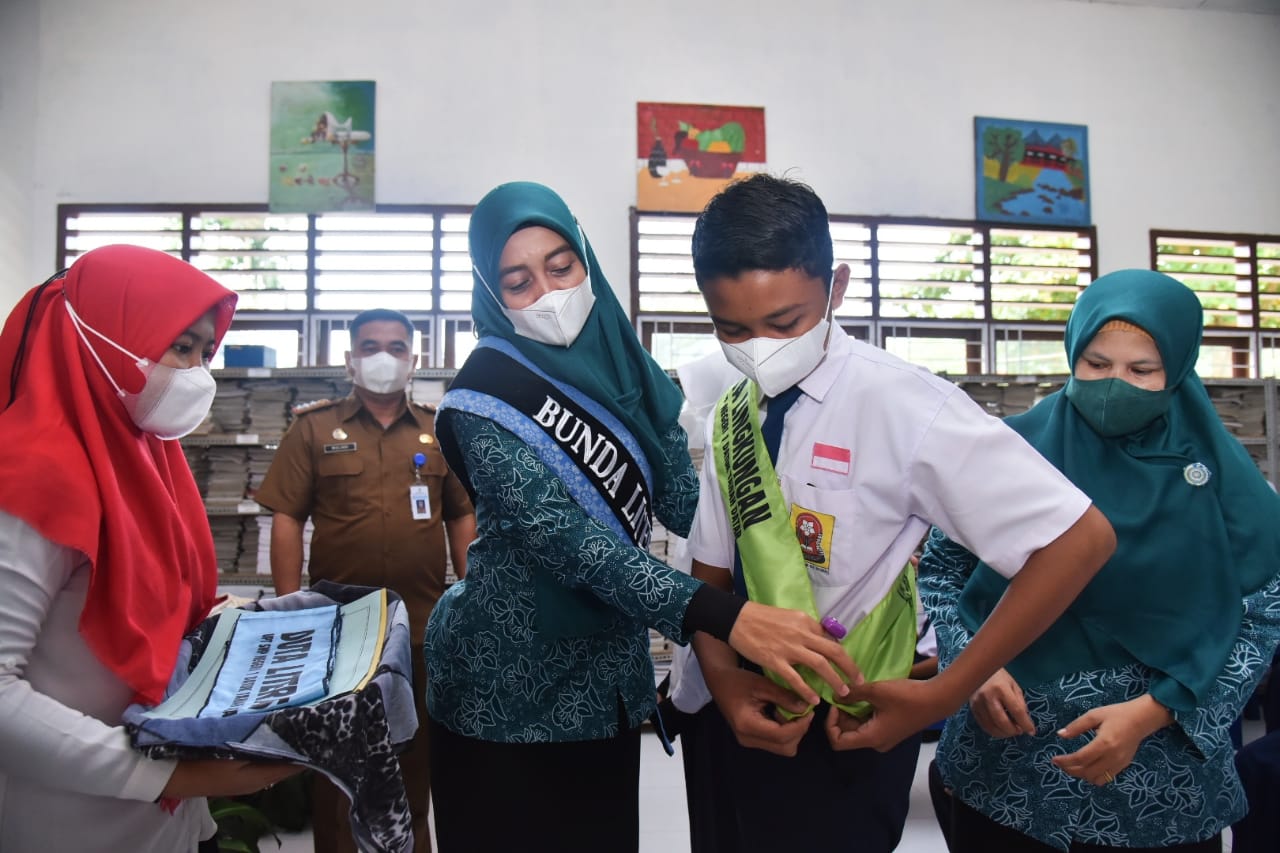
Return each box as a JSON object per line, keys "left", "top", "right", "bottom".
{"left": 820, "top": 615, "right": 847, "bottom": 640}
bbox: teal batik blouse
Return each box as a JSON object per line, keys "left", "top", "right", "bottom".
{"left": 921, "top": 527, "right": 1280, "bottom": 850}
{"left": 425, "top": 411, "right": 701, "bottom": 743}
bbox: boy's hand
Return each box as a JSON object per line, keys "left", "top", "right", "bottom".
{"left": 969, "top": 669, "right": 1035, "bottom": 738}
{"left": 824, "top": 704, "right": 869, "bottom": 751}
{"left": 728, "top": 601, "right": 861, "bottom": 705}
{"left": 707, "top": 667, "right": 815, "bottom": 757}
{"left": 829, "top": 678, "right": 954, "bottom": 752}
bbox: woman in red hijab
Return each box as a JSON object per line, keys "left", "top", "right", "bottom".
{"left": 0, "top": 245, "right": 296, "bottom": 852}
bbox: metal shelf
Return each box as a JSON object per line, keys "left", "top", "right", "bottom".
{"left": 205, "top": 502, "right": 266, "bottom": 516}
{"left": 212, "top": 367, "right": 458, "bottom": 381}
{"left": 216, "top": 573, "right": 292, "bottom": 588}
{"left": 184, "top": 433, "right": 282, "bottom": 447}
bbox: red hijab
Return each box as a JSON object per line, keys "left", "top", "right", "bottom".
{"left": 0, "top": 245, "right": 236, "bottom": 705}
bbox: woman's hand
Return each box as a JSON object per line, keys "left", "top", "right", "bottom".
{"left": 969, "top": 669, "right": 1035, "bottom": 738}
{"left": 728, "top": 601, "right": 862, "bottom": 705}
{"left": 161, "top": 759, "right": 303, "bottom": 799}
{"left": 1052, "top": 694, "right": 1174, "bottom": 786}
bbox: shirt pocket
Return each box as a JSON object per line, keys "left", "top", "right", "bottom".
{"left": 317, "top": 451, "right": 364, "bottom": 506}
{"left": 779, "top": 475, "right": 858, "bottom": 591}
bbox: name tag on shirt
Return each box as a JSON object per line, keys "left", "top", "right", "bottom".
{"left": 324, "top": 442, "right": 357, "bottom": 454}
{"left": 410, "top": 485, "right": 431, "bottom": 520}
{"left": 811, "top": 442, "right": 851, "bottom": 475}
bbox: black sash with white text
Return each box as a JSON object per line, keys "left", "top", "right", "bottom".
{"left": 442, "top": 346, "right": 654, "bottom": 548}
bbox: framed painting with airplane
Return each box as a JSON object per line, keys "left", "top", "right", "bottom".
{"left": 270, "top": 80, "right": 376, "bottom": 213}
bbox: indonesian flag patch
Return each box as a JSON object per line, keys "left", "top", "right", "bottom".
{"left": 811, "top": 442, "right": 851, "bottom": 475}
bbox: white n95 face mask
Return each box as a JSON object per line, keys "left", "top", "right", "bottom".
{"left": 351, "top": 351, "right": 413, "bottom": 394}
{"left": 502, "top": 277, "right": 596, "bottom": 348}
{"left": 474, "top": 226, "right": 597, "bottom": 348}
{"left": 719, "top": 277, "right": 835, "bottom": 398}
{"left": 64, "top": 298, "right": 217, "bottom": 440}
{"left": 126, "top": 362, "right": 219, "bottom": 440}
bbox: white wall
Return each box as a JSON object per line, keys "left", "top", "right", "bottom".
{"left": 1, "top": 0, "right": 40, "bottom": 306}
{"left": 3, "top": 0, "right": 1278, "bottom": 314}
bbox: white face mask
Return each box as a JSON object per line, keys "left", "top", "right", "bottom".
{"left": 64, "top": 298, "right": 217, "bottom": 440}
{"left": 502, "top": 277, "right": 596, "bottom": 348}
{"left": 351, "top": 351, "right": 413, "bottom": 395}
{"left": 719, "top": 277, "right": 835, "bottom": 398}
{"left": 475, "top": 226, "right": 597, "bottom": 348}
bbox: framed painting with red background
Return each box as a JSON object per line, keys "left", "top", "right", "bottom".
{"left": 636, "top": 102, "right": 766, "bottom": 213}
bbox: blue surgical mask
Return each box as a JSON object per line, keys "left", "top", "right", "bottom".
{"left": 1065, "top": 376, "right": 1171, "bottom": 437}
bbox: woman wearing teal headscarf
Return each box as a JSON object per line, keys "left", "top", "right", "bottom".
{"left": 921, "top": 269, "right": 1280, "bottom": 852}
{"left": 424, "top": 182, "right": 857, "bottom": 852}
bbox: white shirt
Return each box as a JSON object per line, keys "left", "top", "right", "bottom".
{"left": 0, "top": 510, "right": 215, "bottom": 852}
{"left": 682, "top": 333, "right": 1090, "bottom": 708}
{"left": 668, "top": 352, "right": 743, "bottom": 714}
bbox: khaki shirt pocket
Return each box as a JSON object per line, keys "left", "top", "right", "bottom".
{"left": 317, "top": 451, "right": 364, "bottom": 506}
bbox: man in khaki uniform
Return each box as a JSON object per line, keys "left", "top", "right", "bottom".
{"left": 256, "top": 308, "right": 476, "bottom": 853}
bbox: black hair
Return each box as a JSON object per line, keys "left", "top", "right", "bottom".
{"left": 350, "top": 308, "right": 414, "bottom": 342}
{"left": 691, "top": 173, "right": 834, "bottom": 291}
{"left": 6, "top": 270, "right": 67, "bottom": 410}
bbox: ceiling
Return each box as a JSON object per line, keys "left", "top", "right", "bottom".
{"left": 1060, "top": 0, "right": 1280, "bottom": 12}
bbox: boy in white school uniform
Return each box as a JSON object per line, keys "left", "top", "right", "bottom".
{"left": 685, "top": 174, "right": 1116, "bottom": 852}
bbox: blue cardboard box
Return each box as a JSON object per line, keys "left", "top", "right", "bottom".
{"left": 223, "top": 345, "right": 277, "bottom": 368}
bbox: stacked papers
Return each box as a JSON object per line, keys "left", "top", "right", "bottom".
{"left": 239, "top": 518, "right": 261, "bottom": 575}
{"left": 250, "top": 515, "right": 314, "bottom": 577}
{"left": 246, "top": 381, "right": 292, "bottom": 435}
{"left": 209, "top": 516, "right": 243, "bottom": 573}
{"left": 184, "top": 446, "right": 209, "bottom": 497}
{"left": 205, "top": 448, "right": 249, "bottom": 508}
{"left": 1207, "top": 384, "right": 1266, "bottom": 438}
{"left": 246, "top": 448, "right": 275, "bottom": 503}
{"left": 289, "top": 379, "right": 348, "bottom": 424}
{"left": 211, "top": 380, "right": 249, "bottom": 432}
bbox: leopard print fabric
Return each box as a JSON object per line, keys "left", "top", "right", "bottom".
{"left": 125, "top": 583, "right": 416, "bottom": 853}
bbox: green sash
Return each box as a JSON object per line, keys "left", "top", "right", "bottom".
{"left": 712, "top": 379, "right": 918, "bottom": 716}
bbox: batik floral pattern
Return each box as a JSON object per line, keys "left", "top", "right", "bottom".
{"left": 919, "top": 526, "right": 1280, "bottom": 850}
{"left": 426, "top": 413, "right": 700, "bottom": 742}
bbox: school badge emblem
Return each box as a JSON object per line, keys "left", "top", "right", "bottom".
{"left": 790, "top": 506, "right": 835, "bottom": 573}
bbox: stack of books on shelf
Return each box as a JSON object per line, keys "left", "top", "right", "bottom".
{"left": 209, "top": 516, "right": 243, "bottom": 574}
{"left": 1206, "top": 384, "right": 1266, "bottom": 439}
{"left": 210, "top": 380, "right": 249, "bottom": 432}
{"left": 205, "top": 448, "right": 249, "bottom": 509}
{"left": 954, "top": 379, "right": 1054, "bottom": 418}
{"left": 245, "top": 448, "right": 275, "bottom": 505}
{"left": 183, "top": 445, "right": 209, "bottom": 496}
{"left": 246, "top": 515, "right": 314, "bottom": 578}
{"left": 291, "top": 379, "right": 350, "bottom": 416}
{"left": 245, "top": 380, "right": 292, "bottom": 435}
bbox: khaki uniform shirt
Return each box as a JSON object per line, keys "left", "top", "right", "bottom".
{"left": 255, "top": 395, "right": 473, "bottom": 641}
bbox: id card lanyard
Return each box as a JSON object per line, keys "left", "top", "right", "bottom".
{"left": 410, "top": 451, "right": 431, "bottom": 520}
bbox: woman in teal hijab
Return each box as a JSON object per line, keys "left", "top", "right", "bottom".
{"left": 424, "top": 182, "right": 857, "bottom": 853}
{"left": 921, "top": 269, "right": 1280, "bottom": 852}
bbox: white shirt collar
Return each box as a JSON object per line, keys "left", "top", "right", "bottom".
{"left": 793, "top": 326, "right": 852, "bottom": 405}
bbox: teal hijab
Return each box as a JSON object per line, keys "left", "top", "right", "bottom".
{"left": 466, "top": 181, "right": 685, "bottom": 490}
{"left": 958, "top": 269, "right": 1280, "bottom": 710}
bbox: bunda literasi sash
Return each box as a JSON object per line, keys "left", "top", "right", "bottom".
{"left": 712, "top": 379, "right": 917, "bottom": 716}
{"left": 438, "top": 337, "right": 656, "bottom": 637}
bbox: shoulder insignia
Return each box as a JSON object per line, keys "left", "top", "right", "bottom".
{"left": 291, "top": 398, "right": 337, "bottom": 415}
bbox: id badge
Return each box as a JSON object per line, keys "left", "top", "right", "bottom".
{"left": 410, "top": 485, "right": 431, "bottom": 520}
